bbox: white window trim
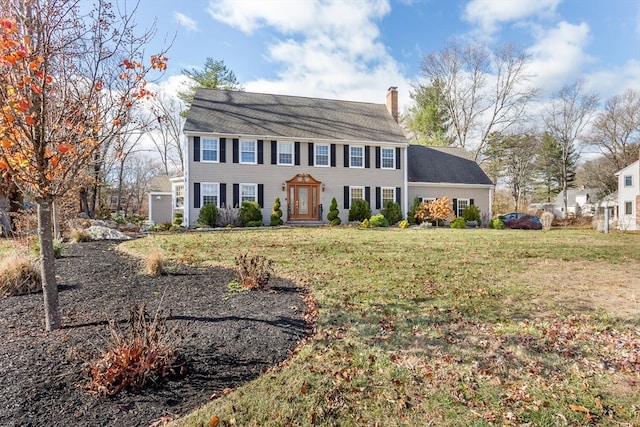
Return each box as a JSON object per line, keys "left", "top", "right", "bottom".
{"left": 457, "top": 198, "right": 470, "bottom": 218}
{"left": 201, "top": 138, "right": 219, "bottom": 163}
{"left": 277, "top": 141, "right": 294, "bottom": 166}
{"left": 314, "top": 143, "right": 330, "bottom": 167}
{"left": 173, "top": 183, "right": 185, "bottom": 209}
{"left": 240, "top": 183, "right": 258, "bottom": 203}
{"left": 381, "top": 187, "right": 396, "bottom": 205}
{"left": 240, "top": 140, "right": 257, "bottom": 165}
{"left": 624, "top": 175, "right": 633, "bottom": 187}
{"left": 381, "top": 147, "right": 395, "bottom": 170}
{"left": 201, "top": 182, "right": 220, "bottom": 208}
{"left": 349, "top": 145, "right": 365, "bottom": 168}
{"left": 349, "top": 186, "right": 365, "bottom": 206}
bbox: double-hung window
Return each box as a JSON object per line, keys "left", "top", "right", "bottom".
{"left": 315, "top": 144, "right": 330, "bottom": 167}
{"left": 202, "top": 138, "right": 218, "bottom": 162}
{"left": 278, "top": 142, "right": 293, "bottom": 165}
{"left": 625, "top": 201, "right": 633, "bottom": 215}
{"left": 240, "top": 140, "right": 257, "bottom": 164}
{"left": 457, "top": 199, "right": 469, "bottom": 217}
{"left": 381, "top": 148, "right": 395, "bottom": 169}
{"left": 624, "top": 175, "right": 633, "bottom": 187}
{"left": 174, "top": 184, "right": 184, "bottom": 208}
{"left": 201, "top": 183, "right": 219, "bottom": 207}
{"left": 350, "top": 146, "right": 364, "bottom": 168}
{"left": 381, "top": 187, "right": 395, "bottom": 206}
{"left": 240, "top": 183, "right": 258, "bottom": 203}
{"left": 350, "top": 186, "right": 365, "bottom": 205}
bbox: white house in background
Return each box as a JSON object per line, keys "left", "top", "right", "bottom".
{"left": 159, "top": 87, "right": 493, "bottom": 226}
{"left": 616, "top": 150, "right": 640, "bottom": 231}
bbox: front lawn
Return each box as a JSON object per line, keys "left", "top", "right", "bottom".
{"left": 121, "top": 228, "right": 640, "bottom": 426}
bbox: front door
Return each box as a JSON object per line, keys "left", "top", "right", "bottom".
{"left": 286, "top": 174, "right": 321, "bottom": 221}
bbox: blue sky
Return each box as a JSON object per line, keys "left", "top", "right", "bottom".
{"left": 136, "top": 0, "right": 639, "bottom": 111}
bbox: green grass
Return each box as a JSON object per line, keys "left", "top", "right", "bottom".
{"left": 119, "top": 228, "right": 640, "bottom": 426}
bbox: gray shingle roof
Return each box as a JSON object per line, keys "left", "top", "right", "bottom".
{"left": 408, "top": 145, "right": 494, "bottom": 185}
{"left": 184, "top": 89, "right": 407, "bottom": 143}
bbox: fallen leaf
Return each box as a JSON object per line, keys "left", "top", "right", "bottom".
{"left": 208, "top": 415, "right": 220, "bottom": 427}
{"left": 569, "top": 404, "right": 591, "bottom": 413}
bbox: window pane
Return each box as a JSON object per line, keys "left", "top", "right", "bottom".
{"left": 381, "top": 148, "right": 394, "bottom": 168}
{"left": 202, "top": 183, "right": 218, "bottom": 206}
{"left": 241, "top": 184, "right": 257, "bottom": 202}
{"left": 351, "top": 187, "right": 364, "bottom": 201}
{"left": 350, "top": 146, "right": 363, "bottom": 167}
{"left": 625, "top": 201, "right": 633, "bottom": 215}
{"left": 382, "top": 188, "right": 395, "bottom": 204}
{"left": 315, "top": 144, "right": 329, "bottom": 166}
{"left": 202, "top": 139, "right": 218, "bottom": 161}
{"left": 240, "top": 141, "right": 256, "bottom": 163}
{"left": 278, "top": 142, "right": 293, "bottom": 164}
{"left": 625, "top": 176, "right": 633, "bottom": 187}
{"left": 458, "top": 199, "right": 469, "bottom": 217}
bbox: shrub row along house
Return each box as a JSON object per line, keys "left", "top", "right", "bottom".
{"left": 154, "top": 87, "right": 493, "bottom": 226}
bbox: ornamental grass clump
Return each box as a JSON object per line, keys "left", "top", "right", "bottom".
{"left": 69, "top": 228, "right": 92, "bottom": 243}
{"left": 0, "top": 254, "right": 40, "bottom": 297}
{"left": 144, "top": 250, "right": 165, "bottom": 276}
{"left": 84, "top": 303, "right": 185, "bottom": 396}
{"left": 235, "top": 253, "right": 274, "bottom": 290}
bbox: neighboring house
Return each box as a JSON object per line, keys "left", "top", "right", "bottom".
{"left": 407, "top": 145, "right": 493, "bottom": 219}
{"left": 616, "top": 150, "right": 640, "bottom": 231}
{"left": 147, "top": 174, "right": 175, "bottom": 225}
{"left": 553, "top": 188, "right": 598, "bottom": 218}
{"left": 171, "top": 87, "right": 493, "bottom": 226}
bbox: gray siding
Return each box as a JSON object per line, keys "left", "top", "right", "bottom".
{"left": 407, "top": 184, "right": 492, "bottom": 223}
{"left": 187, "top": 135, "right": 406, "bottom": 225}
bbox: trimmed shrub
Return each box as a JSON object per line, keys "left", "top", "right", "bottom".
{"left": 197, "top": 203, "right": 218, "bottom": 227}
{"left": 369, "top": 214, "right": 390, "bottom": 227}
{"left": 380, "top": 201, "right": 403, "bottom": 225}
{"left": 0, "top": 254, "right": 40, "bottom": 297}
{"left": 327, "top": 197, "right": 341, "bottom": 225}
{"left": 399, "top": 219, "right": 409, "bottom": 229}
{"left": 239, "top": 201, "right": 263, "bottom": 227}
{"left": 407, "top": 197, "right": 422, "bottom": 225}
{"left": 360, "top": 218, "right": 370, "bottom": 229}
{"left": 489, "top": 218, "right": 505, "bottom": 229}
{"left": 450, "top": 217, "right": 466, "bottom": 229}
{"left": 173, "top": 212, "right": 183, "bottom": 227}
{"left": 348, "top": 199, "right": 371, "bottom": 222}
{"left": 84, "top": 303, "right": 185, "bottom": 396}
{"left": 461, "top": 204, "right": 481, "bottom": 224}
{"left": 235, "top": 253, "right": 274, "bottom": 290}
{"left": 144, "top": 250, "right": 165, "bottom": 276}
{"left": 270, "top": 197, "right": 284, "bottom": 226}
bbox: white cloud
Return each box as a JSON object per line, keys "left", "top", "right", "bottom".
{"left": 173, "top": 12, "right": 198, "bottom": 32}
{"left": 526, "top": 21, "right": 592, "bottom": 94}
{"left": 463, "top": 0, "right": 561, "bottom": 36}
{"left": 205, "top": 0, "right": 409, "bottom": 107}
{"left": 585, "top": 59, "right": 640, "bottom": 100}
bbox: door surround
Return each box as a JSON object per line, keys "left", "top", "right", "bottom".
{"left": 285, "top": 174, "right": 322, "bottom": 221}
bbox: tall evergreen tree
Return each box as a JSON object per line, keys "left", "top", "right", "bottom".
{"left": 406, "top": 80, "right": 451, "bottom": 146}
{"left": 178, "top": 58, "right": 243, "bottom": 110}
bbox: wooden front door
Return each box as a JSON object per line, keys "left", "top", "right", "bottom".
{"left": 286, "top": 174, "right": 321, "bottom": 221}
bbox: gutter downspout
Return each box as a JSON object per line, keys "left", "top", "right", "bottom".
{"left": 403, "top": 144, "right": 409, "bottom": 218}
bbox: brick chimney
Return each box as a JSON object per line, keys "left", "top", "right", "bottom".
{"left": 386, "top": 86, "right": 398, "bottom": 123}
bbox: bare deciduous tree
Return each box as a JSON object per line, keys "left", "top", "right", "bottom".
{"left": 419, "top": 41, "right": 538, "bottom": 160}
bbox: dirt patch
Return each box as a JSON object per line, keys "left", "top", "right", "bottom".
{"left": 0, "top": 240, "right": 311, "bottom": 427}
{"left": 520, "top": 259, "right": 640, "bottom": 319}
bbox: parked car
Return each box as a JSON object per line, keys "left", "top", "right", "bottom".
{"left": 500, "top": 213, "right": 542, "bottom": 230}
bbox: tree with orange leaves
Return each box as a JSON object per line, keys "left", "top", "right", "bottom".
{"left": 415, "top": 197, "right": 455, "bottom": 226}
{"left": 0, "top": 0, "right": 168, "bottom": 331}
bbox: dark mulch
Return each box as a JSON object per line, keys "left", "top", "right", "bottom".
{"left": 0, "top": 240, "right": 311, "bottom": 427}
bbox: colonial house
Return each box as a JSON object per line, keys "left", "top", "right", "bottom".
{"left": 173, "top": 87, "right": 493, "bottom": 226}
{"left": 616, "top": 150, "right": 640, "bottom": 231}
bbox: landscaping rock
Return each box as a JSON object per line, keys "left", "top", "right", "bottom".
{"left": 85, "top": 225, "right": 131, "bottom": 240}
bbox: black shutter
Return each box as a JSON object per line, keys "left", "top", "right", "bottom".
{"left": 344, "top": 186, "right": 350, "bottom": 209}
{"left": 308, "top": 142, "right": 314, "bottom": 166}
{"left": 193, "top": 183, "right": 201, "bottom": 208}
{"left": 193, "top": 137, "right": 200, "bottom": 162}
{"left": 295, "top": 142, "right": 301, "bottom": 165}
{"left": 330, "top": 144, "right": 336, "bottom": 167}
{"left": 258, "top": 184, "right": 264, "bottom": 207}
{"left": 233, "top": 139, "right": 239, "bottom": 163}
{"left": 220, "top": 183, "right": 227, "bottom": 207}
{"left": 365, "top": 187, "right": 371, "bottom": 204}
{"left": 257, "top": 140, "right": 264, "bottom": 164}
{"left": 375, "top": 187, "right": 381, "bottom": 209}
{"left": 470, "top": 199, "right": 475, "bottom": 205}
{"left": 343, "top": 145, "right": 349, "bottom": 167}
{"left": 453, "top": 198, "right": 458, "bottom": 216}
{"left": 220, "top": 138, "right": 226, "bottom": 163}
{"left": 396, "top": 147, "right": 401, "bottom": 169}
{"left": 233, "top": 184, "right": 239, "bottom": 208}
{"left": 396, "top": 187, "right": 401, "bottom": 204}
{"left": 365, "top": 146, "right": 370, "bottom": 168}
{"left": 375, "top": 146, "right": 381, "bottom": 169}
{"left": 271, "top": 141, "right": 277, "bottom": 165}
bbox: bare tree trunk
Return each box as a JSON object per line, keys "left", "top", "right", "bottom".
{"left": 37, "top": 199, "right": 61, "bottom": 331}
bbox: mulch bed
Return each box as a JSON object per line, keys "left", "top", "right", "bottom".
{"left": 0, "top": 240, "right": 311, "bottom": 427}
